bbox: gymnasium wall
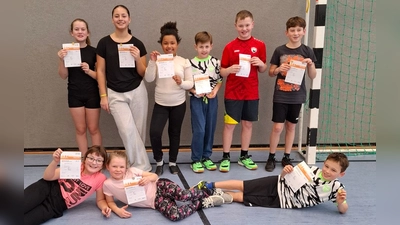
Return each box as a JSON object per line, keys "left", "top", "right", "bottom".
{"left": 24, "top": 0, "right": 316, "bottom": 149}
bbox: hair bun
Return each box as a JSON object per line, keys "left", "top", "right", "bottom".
{"left": 160, "top": 21, "right": 178, "bottom": 33}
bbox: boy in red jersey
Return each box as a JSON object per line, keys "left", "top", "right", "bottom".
{"left": 219, "top": 10, "right": 267, "bottom": 172}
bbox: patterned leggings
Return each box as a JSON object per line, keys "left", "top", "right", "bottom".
{"left": 154, "top": 178, "right": 208, "bottom": 221}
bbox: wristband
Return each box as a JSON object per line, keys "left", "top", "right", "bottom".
{"left": 100, "top": 94, "right": 107, "bottom": 97}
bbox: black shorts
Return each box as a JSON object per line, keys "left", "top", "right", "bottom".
{"left": 224, "top": 99, "right": 259, "bottom": 124}
{"left": 272, "top": 102, "right": 302, "bottom": 124}
{"left": 243, "top": 176, "right": 280, "bottom": 208}
{"left": 68, "top": 93, "right": 100, "bottom": 108}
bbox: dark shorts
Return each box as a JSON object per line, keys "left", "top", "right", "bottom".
{"left": 224, "top": 99, "right": 259, "bottom": 124}
{"left": 272, "top": 102, "right": 302, "bottom": 124}
{"left": 68, "top": 93, "right": 100, "bottom": 108}
{"left": 243, "top": 176, "right": 280, "bottom": 208}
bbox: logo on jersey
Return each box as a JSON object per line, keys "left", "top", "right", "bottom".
{"left": 251, "top": 47, "right": 257, "bottom": 53}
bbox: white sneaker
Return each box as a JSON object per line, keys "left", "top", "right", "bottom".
{"left": 202, "top": 195, "right": 224, "bottom": 208}
{"left": 213, "top": 188, "right": 233, "bottom": 204}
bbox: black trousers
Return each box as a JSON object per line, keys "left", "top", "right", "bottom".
{"left": 24, "top": 179, "right": 67, "bottom": 225}
{"left": 150, "top": 102, "right": 186, "bottom": 163}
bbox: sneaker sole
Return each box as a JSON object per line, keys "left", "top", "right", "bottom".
{"left": 238, "top": 161, "right": 258, "bottom": 170}
{"left": 204, "top": 166, "right": 217, "bottom": 171}
{"left": 190, "top": 165, "right": 204, "bottom": 173}
{"left": 265, "top": 167, "right": 275, "bottom": 172}
{"left": 219, "top": 168, "right": 230, "bottom": 172}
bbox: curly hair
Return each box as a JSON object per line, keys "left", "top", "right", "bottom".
{"left": 158, "top": 21, "right": 181, "bottom": 44}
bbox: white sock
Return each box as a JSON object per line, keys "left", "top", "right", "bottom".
{"left": 156, "top": 161, "right": 164, "bottom": 166}
{"left": 169, "top": 162, "right": 176, "bottom": 166}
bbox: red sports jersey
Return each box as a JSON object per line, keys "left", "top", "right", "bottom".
{"left": 221, "top": 36, "right": 266, "bottom": 100}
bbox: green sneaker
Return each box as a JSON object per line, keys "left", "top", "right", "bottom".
{"left": 191, "top": 180, "right": 214, "bottom": 195}
{"left": 238, "top": 155, "right": 258, "bottom": 170}
{"left": 202, "top": 158, "right": 217, "bottom": 171}
{"left": 191, "top": 180, "right": 207, "bottom": 190}
{"left": 191, "top": 162, "right": 204, "bottom": 173}
{"left": 218, "top": 158, "right": 230, "bottom": 172}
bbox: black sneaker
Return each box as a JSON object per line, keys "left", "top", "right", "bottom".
{"left": 155, "top": 165, "right": 164, "bottom": 176}
{"left": 155, "top": 161, "right": 164, "bottom": 176}
{"left": 169, "top": 165, "right": 179, "bottom": 174}
{"left": 265, "top": 158, "right": 276, "bottom": 172}
{"left": 281, "top": 157, "right": 293, "bottom": 167}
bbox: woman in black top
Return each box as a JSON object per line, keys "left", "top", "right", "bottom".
{"left": 96, "top": 5, "right": 151, "bottom": 171}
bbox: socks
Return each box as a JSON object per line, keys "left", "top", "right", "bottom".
{"left": 284, "top": 153, "right": 290, "bottom": 159}
{"left": 269, "top": 153, "right": 276, "bottom": 159}
{"left": 223, "top": 152, "right": 230, "bottom": 159}
{"left": 240, "top": 150, "right": 248, "bottom": 157}
{"left": 205, "top": 182, "right": 214, "bottom": 189}
{"left": 157, "top": 161, "right": 177, "bottom": 167}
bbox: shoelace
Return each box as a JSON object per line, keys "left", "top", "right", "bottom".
{"left": 283, "top": 157, "right": 293, "bottom": 161}
{"left": 218, "top": 158, "right": 230, "bottom": 163}
{"left": 202, "top": 96, "right": 208, "bottom": 104}
{"left": 241, "top": 155, "right": 253, "bottom": 159}
{"left": 213, "top": 188, "right": 224, "bottom": 196}
{"left": 202, "top": 197, "right": 214, "bottom": 208}
{"left": 241, "top": 155, "right": 255, "bottom": 164}
{"left": 193, "top": 162, "right": 202, "bottom": 166}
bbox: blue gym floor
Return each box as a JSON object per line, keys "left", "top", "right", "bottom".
{"left": 24, "top": 150, "right": 376, "bottom": 225}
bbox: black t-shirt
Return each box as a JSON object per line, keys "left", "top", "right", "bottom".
{"left": 96, "top": 35, "right": 147, "bottom": 92}
{"left": 269, "top": 44, "right": 316, "bottom": 104}
{"left": 67, "top": 45, "right": 98, "bottom": 95}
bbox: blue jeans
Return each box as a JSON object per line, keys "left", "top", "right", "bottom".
{"left": 190, "top": 96, "right": 218, "bottom": 162}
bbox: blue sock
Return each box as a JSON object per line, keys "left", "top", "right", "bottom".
{"left": 205, "top": 182, "right": 214, "bottom": 189}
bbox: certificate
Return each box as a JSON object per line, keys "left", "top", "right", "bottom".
{"left": 236, "top": 54, "right": 251, "bottom": 77}
{"left": 283, "top": 161, "right": 314, "bottom": 192}
{"left": 194, "top": 74, "right": 211, "bottom": 94}
{"left": 285, "top": 60, "right": 306, "bottom": 85}
{"left": 156, "top": 54, "right": 174, "bottom": 78}
{"left": 124, "top": 176, "right": 147, "bottom": 204}
{"left": 118, "top": 44, "right": 135, "bottom": 68}
{"left": 62, "top": 43, "right": 81, "bottom": 67}
{"left": 60, "top": 151, "right": 81, "bottom": 179}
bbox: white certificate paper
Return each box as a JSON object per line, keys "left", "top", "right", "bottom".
{"left": 236, "top": 54, "right": 251, "bottom": 77}
{"left": 285, "top": 60, "right": 306, "bottom": 85}
{"left": 62, "top": 43, "right": 81, "bottom": 67}
{"left": 283, "top": 161, "right": 314, "bottom": 192}
{"left": 60, "top": 151, "right": 81, "bottom": 179}
{"left": 157, "top": 54, "right": 174, "bottom": 78}
{"left": 194, "top": 74, "right": 211, "bottom": 94}
{"left": 124, "top": 176, "right": 147, "bottom": 204}
{"left": 118, "top": 44, "right": 135, "bottom": 68}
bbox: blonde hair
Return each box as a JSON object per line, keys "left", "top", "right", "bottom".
{"left": 235, "top": 10, "right": 253, "bottom": 23}
{"left": 106, "top": 151, "right": 129, "bottom": 168}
